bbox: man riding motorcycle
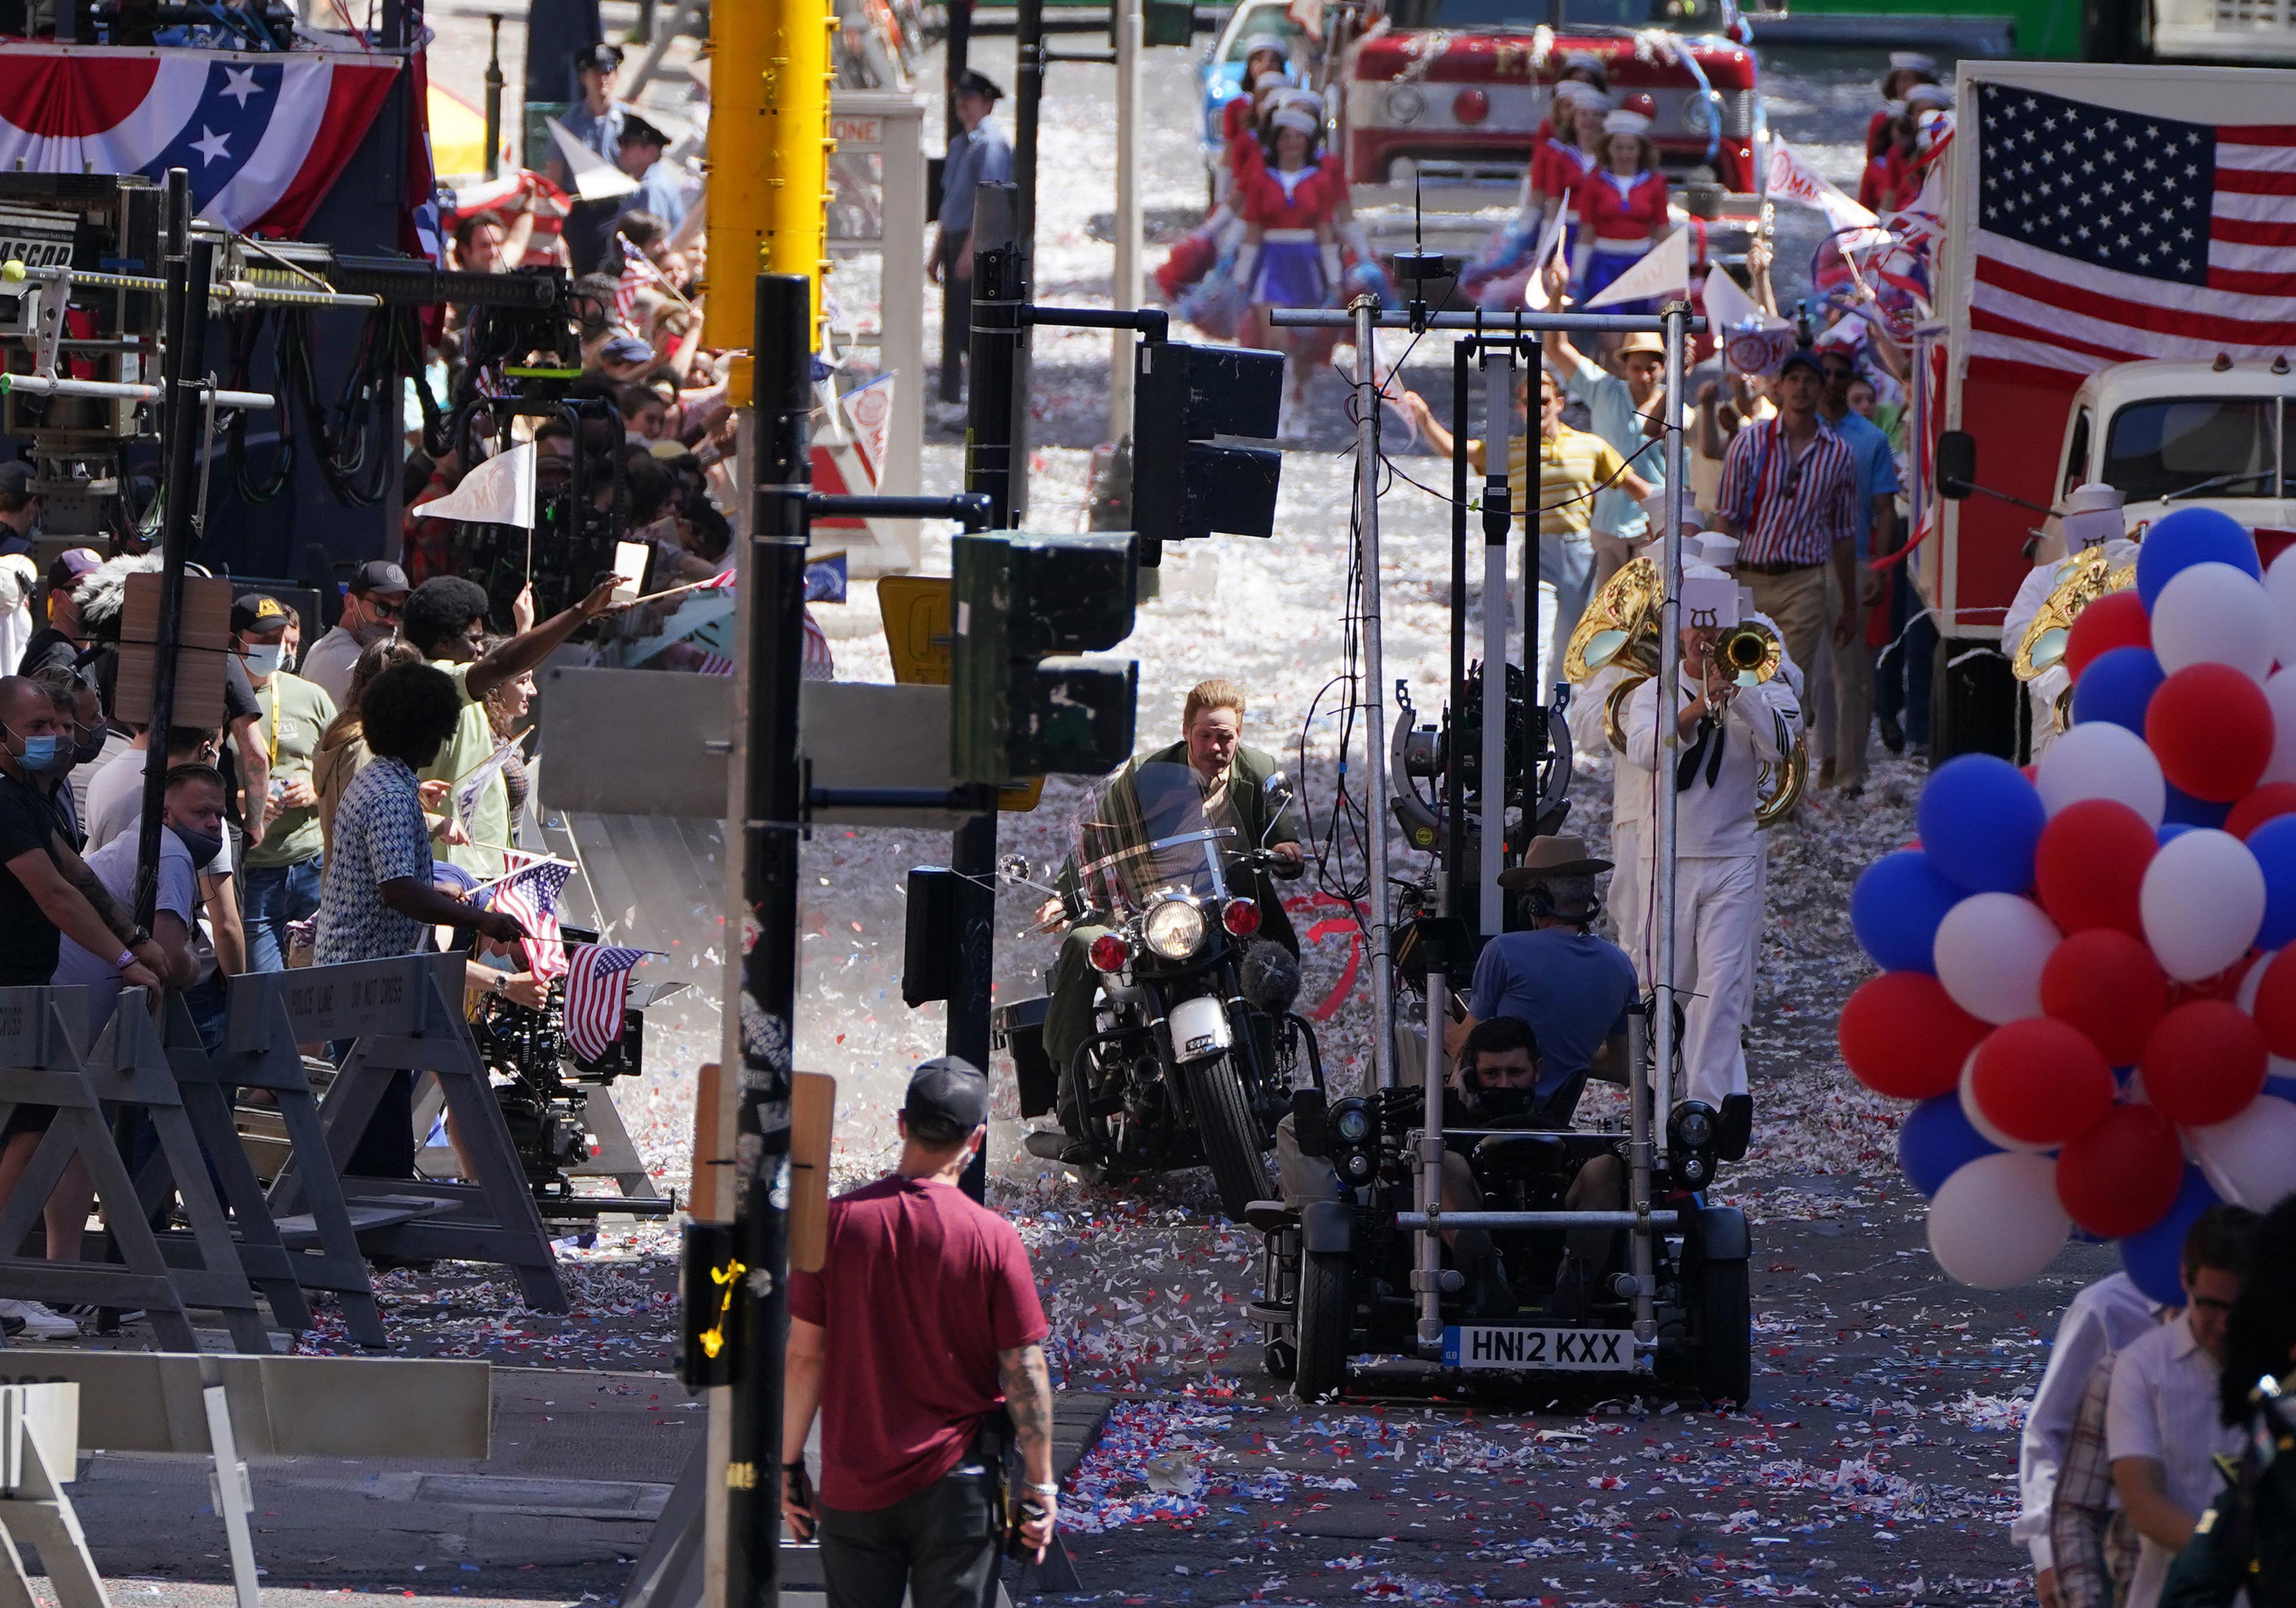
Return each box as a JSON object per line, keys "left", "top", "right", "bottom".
{"left": 1040, "top": 678, "right": 1308, "bottom": 1085}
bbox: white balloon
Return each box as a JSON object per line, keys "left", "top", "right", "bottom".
{"left": 2035, "top": 720, "right": 2167, "bottom": 826}
{"left": 1958, "top": 1048, "right": 2052, "bottom": 1154}
{"left": 2267, "top": 546, "right": 2296, "bottom": 674}
{"left": 2262, "top": 670, "right": 2296, "bottom": 785}
{"left": 2141, "top": 829, "right": 2267, "bottom": 982}
{"left": 1933, "top": 892, "right": 2060, "bottom": 1024}
{"left": 2185, "top": 1096, "right": 2296, "bottom": 1209}
{"left": 1926, "top": 1151, "right": 2072, "bottom": 1289}
{"left": 2151, "top": 561, "right": 2277, "bottom": 682}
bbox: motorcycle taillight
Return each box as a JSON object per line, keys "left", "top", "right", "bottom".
{"left": 1223, "top": 897, "right": 1260, "bottom": 938}
{"left": 1088, "top": 933, "right": 1131, "bottom": 973}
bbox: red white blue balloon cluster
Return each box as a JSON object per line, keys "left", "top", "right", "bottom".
{"left": 1843, "top": 508, "right": 2296, "bottom": 1302}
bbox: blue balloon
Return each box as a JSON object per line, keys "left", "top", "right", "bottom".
{"left": 1918, "top": 753, "right": 2046, "bottom": 894}
{"left": 1898, "top": 1095, "right": 2001, "bottom": 1197}
{"left": 1851, "top": 851, "right": 1964, "bottom": 973}
{"left": 2163, "top": 783, "right": 2233, "bottom": 831}
{"left": 2250, "top": 817, "right": 2296, "bottom": 948}
{"left": 2136, "top": 506, "right": 2260, "bottom": 609}
{"left": 2120, "top": 1166, "right": 2223, "bottom": 1306}
{"left": 2072, "top": 646, "right": 2166, "bottom": 734}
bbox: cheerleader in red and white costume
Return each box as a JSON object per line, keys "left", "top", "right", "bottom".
{"left": 1232, "top": 100, "right": 1363, "bottom": 439}
{"left": 1532, "top": 83, "right": 1608, "bottom": 271}
{"left": 1575, "top": 109, "right": 1670, "bottom": 312}
{"left": 1156, "top": 55, "right": 1294, "bottom": 300}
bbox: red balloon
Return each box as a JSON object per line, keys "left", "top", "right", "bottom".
{"left": 2064, "top": 590, "right": 2151, "bottom": 681}
{"left": 2040, "top": 930, "right": 2167, "bottom": 1065}
{"left": 2147, "top": 664, "right": 2275, "bottom": 802}
{"left": 1968, "top": 1018, "right": 2116, "bottom": 1146}
{"left": 2034, "top": 799, "right": 2155, "bottom": 936}
{"left": 1839, "top": 973, "right": 1992, "bottom": 1100}
{"left": 2141, "top": 1001, "right": 2268, "bottom": 1126}
{"left": 2254, "top": 948, "right": 2296, "bottom": 1058}
{"left": 2227, "top": 782, "right": 2296, "bottom": 840}
{"left": 2055, "top": 1104, "right": 2186, "bottom": 1239}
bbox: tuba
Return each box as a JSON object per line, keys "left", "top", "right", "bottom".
{"left": 2013, "top": 546, "right": 2138, "bottom": 684}
{"left": 1568, "top": 558, "right": 1664, "bottom": 751}
{"left": 1712, "top": 618, "right": 1808, "bottom": 828}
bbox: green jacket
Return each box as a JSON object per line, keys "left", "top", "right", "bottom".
{"left": 1058, "top": 740, "right": 1306, "bottom": 958}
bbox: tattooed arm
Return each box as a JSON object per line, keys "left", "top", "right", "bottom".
{"left": 999, "top": 1341, "right": 1057, "bottom": 1558}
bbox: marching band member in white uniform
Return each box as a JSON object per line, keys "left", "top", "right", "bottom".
{"left": 1619, "top": 561, "right": 1803, "bottom": 1160}
{"left": 2000, "top": 483, "right": 2137, "bottom": 762}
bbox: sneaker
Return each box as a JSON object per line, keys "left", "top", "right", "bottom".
{"left": 0, "top": 1300, "right": 80, "bottom": 1339}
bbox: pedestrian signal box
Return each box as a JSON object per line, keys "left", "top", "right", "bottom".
{"left": 1142, "top": 0, "right": 1195, "bottom": 45}
{"left": 951, "top": 531, "right": 1140, "bottom": 784}
{"left": 1131, "top": 340, "right": 1284, "bottom": 563}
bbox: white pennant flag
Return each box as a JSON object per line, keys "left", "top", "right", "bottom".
{"left": 546, "top": 117, "right": 640, "bottom": 203}
{"left": 1699, "top": 261, "right": 1761, "bottom": 329}
{"left": 1580, "top": 226, "right": 1689, "bottom": 311}
{"left": 419, "top": 442, "right": 538, "bottom": 529}
{"left": 1764, "top": 137, "right": 1890, "bottom": 249}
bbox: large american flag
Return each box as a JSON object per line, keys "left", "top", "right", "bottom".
{"left": 479, "top": 853, "right": 573, "bottom": 982}
{"left": 1970, "top": 81, "right": 2296, "bottom": 384}
{"left": 563, "top": 944, "right": 648, "bottom": 1063}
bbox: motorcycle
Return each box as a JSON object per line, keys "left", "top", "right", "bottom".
{"left": 999, "top": 760, "right": 1326, "bottom": 1221}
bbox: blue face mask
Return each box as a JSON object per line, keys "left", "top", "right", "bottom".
{"left": 242, "top": 642, "right": 286, "bottom": 678}
{"left": 6, "top": 729, "right": 59, "bottom": 772}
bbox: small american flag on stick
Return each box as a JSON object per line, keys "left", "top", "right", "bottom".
{"left": 563, "top": 944, "right": 648, "bottom": 1062}
{"left": 478, "top": 852, "right": 574, "bottom": 981}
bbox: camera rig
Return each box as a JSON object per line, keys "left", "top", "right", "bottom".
{"left": 0, "top": 170, "right": 622, "bottom": 615}
{"left": 465, "top": 927, "right": 680, "bottom": 1226}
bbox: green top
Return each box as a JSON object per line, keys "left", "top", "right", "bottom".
{"left": 419, "top": 660, "right": 510, "bottom": 879}
{"left": 242, "top": 671, "right": 336, "bottom": 870}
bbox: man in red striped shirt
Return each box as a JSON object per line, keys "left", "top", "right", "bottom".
{"left": 1711, "top": 351, "right": 1863, "bottom": 695}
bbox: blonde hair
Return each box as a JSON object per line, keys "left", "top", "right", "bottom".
{"left": 1183, "top": 678, "right": 1248, "bottom": 732}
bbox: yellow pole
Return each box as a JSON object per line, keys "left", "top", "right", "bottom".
{"left": 706, "top": 0, "right": 836, "bottom": 405}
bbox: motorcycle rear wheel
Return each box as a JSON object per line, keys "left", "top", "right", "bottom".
{"left": 1184, "top": 1056, "right": 1272, "bottom": 1222}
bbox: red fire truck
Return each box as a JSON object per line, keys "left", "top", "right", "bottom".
{"left": 1327, "top": 0, "right": 1771, "bottom": 218}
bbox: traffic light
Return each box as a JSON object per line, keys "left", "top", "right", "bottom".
{"left": 1131, "top": 340, "right": 1283, "bottom": 564}
{"left": 951, "top": 531, "right": 1140, "bottom": 784}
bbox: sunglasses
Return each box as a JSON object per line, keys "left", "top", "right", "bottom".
{"left": 368, "top": 597, "right": 405, "bottom": 620}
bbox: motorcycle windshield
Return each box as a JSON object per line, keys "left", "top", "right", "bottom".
{"left": 1070, "top": 761, "right": 1236, "bottom": 917}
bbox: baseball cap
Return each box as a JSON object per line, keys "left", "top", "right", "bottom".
{"left": 905, "top": 1056, "right": 990, "bottom": 1141}
{"left": 602, "top": 334, "right": 655, "bottom": 367}
{"left": 349, "top": 559, "right": 411, "bottom": 598}
{"left": 45, "top": 547, "right": 100, "bottom": 594}
{"left": 1775, "top": 348, "right": 1824, "bottom": 381}
{"left": 574, "top": 42, "right": 624, "bottom": 74}
{"left": 0, "top": 461, "right": 33, "bottom": 499}
{"left": 230, "top": 592, "right": 290, "bottom": 634}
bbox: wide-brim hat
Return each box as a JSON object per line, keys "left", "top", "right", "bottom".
{"left": 1497, "top": 834, "right": 1613, "bottom": 887}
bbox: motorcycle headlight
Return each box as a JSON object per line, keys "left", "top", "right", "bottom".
{"left": 1143, "top": 897, "right": 1206, "bottom": 961}
{"left": 1386, "top": 84, "right": 1424, "bottom": 124}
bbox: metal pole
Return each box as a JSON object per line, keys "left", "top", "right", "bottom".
{"left": 484, "top": 17, "right": 505, "bottom": 182}
{"left": 1652, "top": 301, "right": 1691, "bottom": 1147}
{"left": 945, "top": 0, "right": 975, "bottom": 147}
{"left": 1625, "top": 1007, "right": 1656, "bottom": 1351}
{"left": 1446, "top": 340, "right": 1469, "bottom": 926}
{"left": 1007, "top": 0, "right": 1043, "bottom": 519}
{"left": 723, "top": 271, "right": 811, "bottom": 1608}
{"left": 949, "top": 181, "right": 1025, "bottom": 1203}
{"left": 1107, "top": 0, "right": 1142, "bottom": 445}
{"left": 1416, "top": 961, "right": 1445, "bottom": 1348}
{"left": 1352, "top": 295, "right": 1396, "bottom": 1100}
{"left": 132, "top": 173, "right": 203, "bottom": 935}
{"left": 1477, "top": 349, "right": 1510, "bottom": 938}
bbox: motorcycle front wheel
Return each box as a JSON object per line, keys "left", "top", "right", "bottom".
{"left": 1183, "top": 1056, "right": 1272, "bottom": 1222}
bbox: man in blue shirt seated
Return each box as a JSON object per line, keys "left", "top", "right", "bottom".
{"left": 1445, "top": 834, "right": 1639, "bottom": 1125}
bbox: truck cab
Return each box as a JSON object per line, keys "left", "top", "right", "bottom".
{"left": 2054, "top": 357, "right": 2296, "bottom": 568}
{"left": 1339, "top": 0, "right": 1766, "bottom": 207}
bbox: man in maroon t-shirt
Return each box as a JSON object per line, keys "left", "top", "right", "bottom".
{"left": 783, "top": 1057, "right": 1057, "bottom": 1608}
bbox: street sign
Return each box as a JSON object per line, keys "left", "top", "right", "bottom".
{"left": 877, "top": 575, "right": 1046, "bottom": 810}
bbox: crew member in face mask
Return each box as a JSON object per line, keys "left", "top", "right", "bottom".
{"left": 16, "top": 548, "right": 99, "bottom": 678}
{"left": 24, "top": 673, "right": 99, "bottom": 849}
{"left": 231, "top": 593, "right": 337, "bottom": 974}
{"left": 300, "top": 563, "right": 409, "bottom": 710}
{"left": 51, "top": 762, "right": 217, "bottom": 1018}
